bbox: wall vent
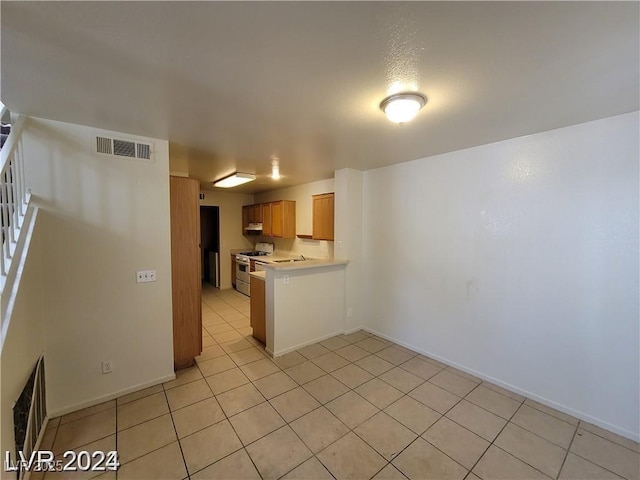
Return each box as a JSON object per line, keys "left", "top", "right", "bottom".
{"left": 95, "top": 136, "right": 153, "bottom": 161}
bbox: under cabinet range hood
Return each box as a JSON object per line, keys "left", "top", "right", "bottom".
{"left": 244, "top": 223, "right": 263, "bottom": 231}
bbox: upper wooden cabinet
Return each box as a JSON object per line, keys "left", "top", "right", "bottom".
{"left": 242, "top": 204, "right": 262, "bottom": 229}
{"left": 267, "top": 200, "right": 296, "bottom": 238}
{"left": 312, "top": 193, "right": 335, "bottom": 241}
{"left": 249, "top": 204, "right": 262, "bottom": 223}
{"left": 243, "top": 200, "right": 295, "bottom": 238}
{"left": 261, "top": 203, "right": 272, "bottom": 237}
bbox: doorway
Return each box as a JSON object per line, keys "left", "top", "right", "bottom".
{"left": 200, "top": 206, "right": 220, "bottom": 287}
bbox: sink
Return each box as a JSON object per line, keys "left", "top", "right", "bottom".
{"left": 274, "top": 258, "right": 306, "bottom": 263}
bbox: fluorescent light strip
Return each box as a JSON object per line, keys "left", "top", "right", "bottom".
{"left": 213, "top": 172, "right": 256, "bottom": 188}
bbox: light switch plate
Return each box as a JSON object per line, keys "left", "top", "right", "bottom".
{"left": 136, "top": 270, "right": 157, "bottom": 283}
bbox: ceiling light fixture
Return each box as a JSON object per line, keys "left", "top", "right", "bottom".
{"left": 271, "top": 156, "right": 281, "bottom": 180}
{"left": 380, "top": 92, "right": 427, "bottom": 124}
{"left": 213, "top": 172, "right": 256, "bottom": 188}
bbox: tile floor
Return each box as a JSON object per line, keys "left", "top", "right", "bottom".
{"left": 37, "top": 285, "right": 640, "bottom": 480}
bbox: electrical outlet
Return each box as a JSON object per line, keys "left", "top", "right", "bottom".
{"left": 283, "top": 275, "right": 290, "bottom": 285}
{"left": 347, "top": 308, "right": 353, "bottom": 317}
{"left": 136, "top": 270, "right": 157, "bottom": 283}
{"left": 102, "top": 361, "right": 112, "bottom": 374}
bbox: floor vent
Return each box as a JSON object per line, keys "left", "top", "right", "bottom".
{"left": 95, "top": 136, "right": 153, "bottom": 161}
{"left": 13, "top": 355, "right": 46, "bottom": 479}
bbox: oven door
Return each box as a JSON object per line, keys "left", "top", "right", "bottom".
{"left": 236, "top": 261, "right": 250, "bottom": 284}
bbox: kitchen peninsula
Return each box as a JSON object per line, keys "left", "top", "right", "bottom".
{"left": 249, "top": 259, "right": 348, "bottom": 356}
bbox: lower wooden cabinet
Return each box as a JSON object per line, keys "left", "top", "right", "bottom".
{"left": 231, "top": 254, "right": 237, "bottom": 287}
{"left": 250, "top": 276, "right": 266, "bottom": 344}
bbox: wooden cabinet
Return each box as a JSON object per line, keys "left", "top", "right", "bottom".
{"left": 249, "top": 204, "right": 262, "bottom": 223}
{"left": 272, "top": 201, "right": 283, "bottom": 237}
{"left": 231, "top": 254, "right": 237, "bottom": 287}
{"left": 261, "top": 203, "right": 272, "bottom": 237}
{"left": 266, "top": 200, "right": 296, "bottom": 238}
{"left": 242, "top": 204, "right": 263, "bottom": 233}
{"left": 170, "top": 176, "right": 202, "bottom": 370}
{"left": 243, "top": 200, "right": 296, "bottom": 239}
{"left": 312, "top": 193, "right": 335, "bottom": 241}
{"left": 250, "top": 276, "right": 266, "bottom": 344}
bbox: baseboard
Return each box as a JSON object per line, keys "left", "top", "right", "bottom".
{"left": 48, "top": 372, "right": 176, "bottom": 418}
{"left": 363, "top": 327, "right": 640, "bottom": 443}
{"left": 271, "top": 330, "right": 349, "bottom": 357}
{"left": 344, "top": 325, "right": 365, "bottom": 335}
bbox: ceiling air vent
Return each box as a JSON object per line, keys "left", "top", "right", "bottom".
{"left": 94, "top": 136, "right": 153, "bottom": 161}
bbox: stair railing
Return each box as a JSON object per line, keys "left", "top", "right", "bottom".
{"left": 0, "top": 102, "right": 31, "bottom": 286}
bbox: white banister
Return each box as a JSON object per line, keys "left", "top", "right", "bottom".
{"left": 0, "top": 106, "right": 31, "bottom": 282}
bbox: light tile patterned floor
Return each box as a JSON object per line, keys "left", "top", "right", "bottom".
{"left": 38, "top": 285, "right": 640, "bottom": 480}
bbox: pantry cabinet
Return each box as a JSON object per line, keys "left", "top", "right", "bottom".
{"left": 170, "top": 176, "right": 202, "bottom": 370}
{"left": 312, "top": 193, "right": 334, "bottom": 241}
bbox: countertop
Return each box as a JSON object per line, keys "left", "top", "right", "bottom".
{"left": 249, "top": 270, "right": 266, "bottom": 280}
{"left": 257, "top": 258, "right": 348, "bottom": 271}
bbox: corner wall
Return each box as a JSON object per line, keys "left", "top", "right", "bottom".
{"left": 22, "top": 118, "right": 175, "bottom": 416}
{"left": 334, "top": 169, "right": 364, "bottom": 332}
{"left": 363, "top": 112, "right": 640, "bottom": 440}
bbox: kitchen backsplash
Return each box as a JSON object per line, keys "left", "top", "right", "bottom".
{"left": 254, "top": 236, "right": 333, "bottom": 259}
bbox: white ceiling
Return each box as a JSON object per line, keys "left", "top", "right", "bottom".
{"left": 2, "top": 2, "right": 638, "bottom": 193}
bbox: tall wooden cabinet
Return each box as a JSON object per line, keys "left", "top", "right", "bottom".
{"left": 170, "top": 176, "right": 202, "bottom": 370}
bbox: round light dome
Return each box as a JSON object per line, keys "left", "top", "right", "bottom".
{"left": 380, "top": 92, "right": 427, "bottom": 124}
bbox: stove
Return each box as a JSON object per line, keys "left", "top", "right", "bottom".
{"left": 235, "top": 243, "right": 274, "bottom": 296}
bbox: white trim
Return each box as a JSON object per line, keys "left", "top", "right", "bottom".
{"left": 47, "top": 373, "right": 176, "bottom": 418}
{"left": 269, "top": 326, "right": 364, "bottom": 357}
{"left": 0, "top": 205, "right": 38, "bottom": 350}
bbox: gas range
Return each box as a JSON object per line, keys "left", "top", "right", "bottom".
{"left": 235, "top": 243, "right": 274, "bottom": 296}
{"left": 236, "top": 242, "right": 274, "bottom": 265}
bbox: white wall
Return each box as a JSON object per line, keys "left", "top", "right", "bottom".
{"left": 266, "top": 265, "right": 346, "bottom": 356}
{"left": 22, "top": 118, "right": 175, "bottom": 416}
{"left": 334, "top": 169, "right": 364, "bottom": 332}
{"left": 363, "top": 112, "right": 639, "bottom": 440}
{"left": 0, "top": 212, "right": 44, "bottom": 473}
{"left": 254, "top": 179, "right": 335, "bottom": 259}
{"left": 199, "top": 191, "right": 254, "bottom": 289}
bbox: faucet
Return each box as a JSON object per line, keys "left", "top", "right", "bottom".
{"left": 299, "top": 255, "right": 306, "bottom": 261}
